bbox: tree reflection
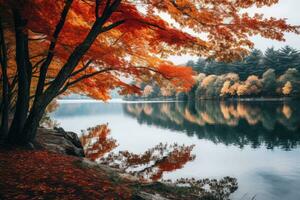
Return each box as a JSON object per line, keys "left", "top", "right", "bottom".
{"left": 163, "top": 176, "right": 238, "bottom": 200}
{"left": 123, "top": 101, "right": 300, "bottom": 150}
{"left": 101, "top": 143, "right": 195, "bottom": 181}
{"left": 79, "top": 125, "right": 238, "bottom": 199}
{"left": 69, "top": 114, "right": 238, "bottom": 198}
{"left": 80, "top": 125, "right": 195, "bottom": 181}
{"left": 80, "top": 124, "right": 118, "bottom": 161}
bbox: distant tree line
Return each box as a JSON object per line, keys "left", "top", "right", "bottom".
{"left": 181, "top": 67, "right": 300, "bottom": 100}
{"left": 187, "top": 46, "right": 300, "bottom": 80}
{"left": 125, "top": 46, "right": 300, "bottom": 100}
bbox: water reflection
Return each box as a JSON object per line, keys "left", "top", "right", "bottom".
{"left": 80, "top": 124, "right": 117, "bottom": 161}
{"left": 80, "top": 124, "right": 195, "bottom": 182}
{"left": 51, "top": 100, "right": 300, "bottom": 200}
{"left": 123, "top": 101, "right": 300, "bottom": 150}
{"left": 78, "top": 123, "right": 238, "bottom": 199}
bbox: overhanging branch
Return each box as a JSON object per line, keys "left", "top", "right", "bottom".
{"left": 34, "top": 0, "right": 73, "bottom": 99}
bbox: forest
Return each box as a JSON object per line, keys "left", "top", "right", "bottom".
{"left": 126, "top": 46, "right": 300, "bottom": 100}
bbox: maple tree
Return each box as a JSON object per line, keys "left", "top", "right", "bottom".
{"left": 0, "top": 0, "right": 299, "bottom": 145}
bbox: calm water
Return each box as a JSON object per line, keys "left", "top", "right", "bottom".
{"left": 50, "top": 99, "right": 300, "bottom": 200}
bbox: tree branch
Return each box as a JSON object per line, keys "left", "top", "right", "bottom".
{"left": 58, "top": 68, "right": 114, "bottom": 95}
{"left": 34, "top": 0, "right": 73, "bottom": 99}
{"left": 43, "top": 0, "right": 122, "bottom": 100}
{"left": 101, "top": 19, "right": 125, "bottom": 33}
{"left": 95, "top": 0, "right": 101, "bottom": 18}
{"left": 70, "top": 59, "right": 93, "bottom": 77}
{"left": 32, "top": 58, "right": 46, "bottom": 74}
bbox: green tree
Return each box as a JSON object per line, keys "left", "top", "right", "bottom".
{"left": 277, "top": 46, "right": 300, "bottom": 73}
{"left": 262, "top": 69, "right": 277, "bottom": 96}
{"left": 263, "top": 47, "right": 280, "bottom": 73}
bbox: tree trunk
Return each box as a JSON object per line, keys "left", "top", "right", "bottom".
{"left": 22, "top": 95, "right": 53, "bottom": 143}
{"left": 22, "top": 7, "right": 118, "bottom": 142}
{"left": 7, "top": 10, "right": 30, "bottom": 145}
{"left": 13, "top": 0, "right": 122, "bottom": 144}
{"left": 0, "top": 16, "right": 9, "bottom": 139}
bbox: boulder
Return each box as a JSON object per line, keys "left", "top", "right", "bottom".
{"left": 35, "top": 127, "right": 85, "bottom": 157}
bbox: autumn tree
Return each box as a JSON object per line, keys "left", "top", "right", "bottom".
{"left": 237, "top": 75, "right": 263, "bottom": 96}
{"left": 0, "top": 0, "right": 299, "bottom": 145}
{"left": 142, "top": 85, "right": 154, "bottom": 97}
{"left": 277, "top": 68, "right": 300, "bottom": 96}
{"left": 282, "top": 81, "right": 293, "bottom": 96}
{"left": 220, "top": 73, "right": 240, "bottom": 97}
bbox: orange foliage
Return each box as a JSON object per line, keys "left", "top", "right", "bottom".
{"left": 282, "top": 81, "right": 293, "bottom": 95}
{"left": 1, "top": 0, "right": 298, "bottom": 101}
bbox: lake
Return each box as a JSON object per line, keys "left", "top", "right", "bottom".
{"left": 50, "top": 99, "right": 300, "bottom": 200}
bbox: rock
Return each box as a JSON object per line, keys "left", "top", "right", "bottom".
{"left": 35, "top": 127, "right": 85, "bottom": 157}
{"left": 54, "top": 127, "right": 82, "bottom": 149}
{"left": 133, "top": 192, "right": 169, "bottom": 200}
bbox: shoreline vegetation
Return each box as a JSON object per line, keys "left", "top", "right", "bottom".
{"left": 125, "top": 46, "right": 300, "bottom": 102}
{"left": 123, "top": 97, "right": 297, "bottom": 102}
{"left": 0, "top": 127, "right": 238, "bottom": 200}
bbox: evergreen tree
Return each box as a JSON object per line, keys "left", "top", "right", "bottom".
{"left": 263, "top": 47, "right": 280, "bottom": 72}
{"left": 277, "top": 46, "right": 300, "bottom": 73}
{"left": 194, "top": 58, "right": 207, "bottom": 73}
{"left": 242, "top": 49, "right": 266, "bottom": 78}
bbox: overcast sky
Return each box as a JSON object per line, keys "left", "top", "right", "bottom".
{"left": 169, "top": 0, "right": 300, "bottom": 64}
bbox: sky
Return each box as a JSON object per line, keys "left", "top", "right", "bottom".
{"left": 169, "top": 0, "right": 300, "bottom": 64}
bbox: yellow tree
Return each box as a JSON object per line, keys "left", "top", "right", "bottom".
{"left": 282, "top": 81, "right": 293, "bottom": 95}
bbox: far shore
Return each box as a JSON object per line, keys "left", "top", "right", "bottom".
{"left": 57, "top": 97, "right": 298, "bottom": 103}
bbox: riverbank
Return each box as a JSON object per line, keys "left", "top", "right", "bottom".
{"left": 0, "top": 128, "right": 238, "bottom": 200}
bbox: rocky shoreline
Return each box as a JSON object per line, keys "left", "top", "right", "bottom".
{"left": 36, "top": 127, "right": 85, "bottom": 157}
{"left": 30, "top": 127, "right": 237, "bottom": 200}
